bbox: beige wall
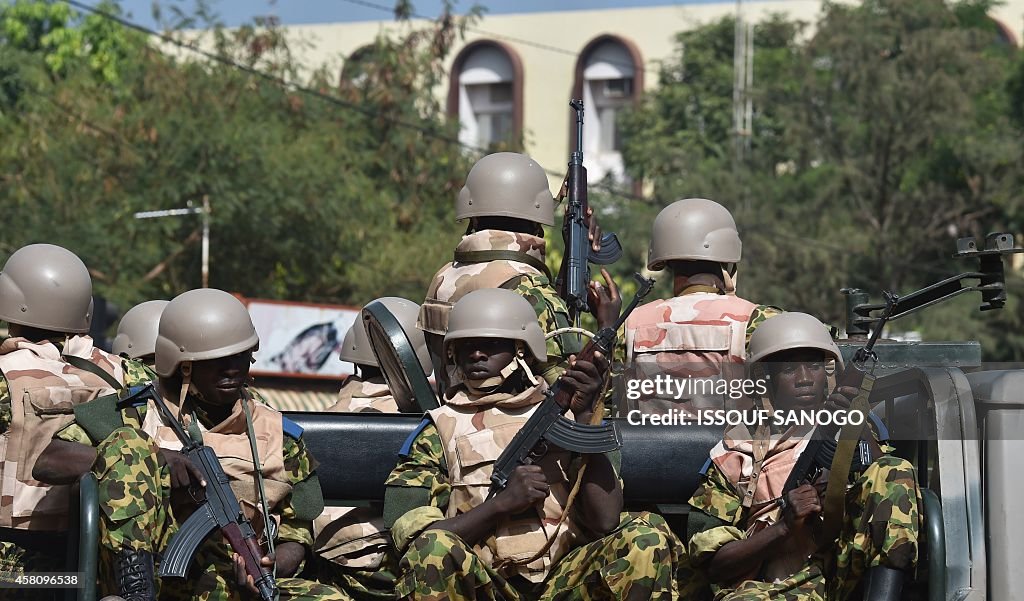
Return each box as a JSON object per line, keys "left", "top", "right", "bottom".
{"left": 275, "top": 2, "right": 1024, "bottom": 189}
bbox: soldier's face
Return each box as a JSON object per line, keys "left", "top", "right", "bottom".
{"left": 453, "top": 338, "right": 517, "bottom": 380}
{"left": 189, "top": 348, "right": 255, "bottom": 408}
{"left": 765, "top": 349, "right": 829, "bottom": 411}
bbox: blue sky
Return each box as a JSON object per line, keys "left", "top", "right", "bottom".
{"left": 113, "top": 0, "right": 711, "bottom": 28}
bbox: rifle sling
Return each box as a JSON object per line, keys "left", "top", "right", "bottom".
{"left": 63, "top": 354, "right": 123, "bottom": 391}
{"left": 454, "top": 250, "right": 552, "bottom": 280}
{"left": 819, "top": 375, "right": 874, "bottom": 546}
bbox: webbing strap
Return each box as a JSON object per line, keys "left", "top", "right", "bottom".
{"left": 819, "top": 375, "right": 873, "bottom": 545}
{"left": 454, "top": 249, "right": 552, "bottom": 279}
{"left": 62, "top": 354, "right": 123, "bottom": 390}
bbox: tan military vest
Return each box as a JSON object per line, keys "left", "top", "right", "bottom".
{"left": 624, "top": 287, "right": 757, "bottom": 413}
{"left": 710, "top": 424, "right": 816, "bottom": 582}
{"left": 139, "top": 389, "right": 291, "bottom": 537}
{"left": 327, "top": 375, "right": 399, "bottom": 414}
{"left": 418, "top": 229, "right": 548, "bottom": 337}
{"left": 0, "top": 337, "right": 117, "bottom": 530}
{"left": 428, "top": 382, "right": 581, "bottom": 582}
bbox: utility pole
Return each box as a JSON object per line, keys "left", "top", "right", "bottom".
{"left": 134, "top": 195, "right": 211, "bottom": 287}
{"left": 733, "top": 0, "right": 754, "bottom": 162}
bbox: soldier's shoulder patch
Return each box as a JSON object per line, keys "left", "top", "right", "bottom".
{"left": 282, "top": 416, "right": 304, "bottom": 440}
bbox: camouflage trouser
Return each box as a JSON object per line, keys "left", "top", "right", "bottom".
{"left": 93, "top": 427, "right": 352, "bottom": 601}
{"left": 314, "top": 553, "right": 398, "bottom": 601}
{"left": 715, "top": 455, "right": 921, "bottom": 601}
{"left": 0, "top": 533, "right": 66, "bottom": 601}
{"left": 395, "top": 511, "right": 684, "bottom": 600}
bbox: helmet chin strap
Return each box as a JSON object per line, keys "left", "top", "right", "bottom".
{"left": 179, "top": 361, "right": 193, "bottom": 408}
{"left": 461, "top": 343, "right": 538, "bottom": 395}
{"left": 723, "top": 263, "right": 739, "bottom": 295}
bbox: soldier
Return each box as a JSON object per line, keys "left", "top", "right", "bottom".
{"left": 623, "top": 198, "right": 780, "bottom": 414}
{"left": 314, "top": 297, "right": 431, "bottom": 600}
{"left": 112, "top": 299, "right": 169, "bottom": 380}
{"left": 386, "top": 288, "right": 685, "bottom": 600}
{"left": 686, "top": 312, "right": 920, "bottom": 600}
{"left": 329, "top": 297, "right": 431, "bottom": 414}
{"left": 35, "top": 288, "right": 348, "bottom": 601}
{"left": 0, "top": 244, "right": 147, "bottom": 594}
{"left": 418, "top": 152, "right": 592, "bottom": 391}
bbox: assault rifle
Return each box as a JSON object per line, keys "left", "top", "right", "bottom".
{"left": 782, "top": 291, "right": 899, "bottom": 493}
{"left": 488, "top": 274, "right": 655, "bottom": 496}
{"left": 559, "top": 99, "right": 623, "bottom": 327}
{"left": 145, "top": 385, "right": 278, "bottom": 601}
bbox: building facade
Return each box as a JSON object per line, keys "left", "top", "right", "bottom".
{"left": 278, "top": 1, "right": 1022, "bottom": 189}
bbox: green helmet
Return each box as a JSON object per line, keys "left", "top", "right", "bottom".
{"left": 444, "top": 288, "right": 547, "bottom": 362}
{"left": 341, "top": 297, "right": 431, "bottom": 374}
{"left": 647, "top": 198, "right": 742, "bottom": 271}
{"left": 112, "top": 300, "right": 170, "bottom": 359}
{"left": 456, "top": 152, "right": 554, "bottom": 225}
{"left": 0, "top": 243, "right": 93, "bottom": 333}
{"left": 154, "top": 289, "right": 259, "bottom": 378}
{"left": 747, "top": 312, "right": 843, "bottom": 370}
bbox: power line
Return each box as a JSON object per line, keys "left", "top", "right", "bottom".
{"left": 55, "top": 1, "right": 975, "bottom": 279}
{"left": 337, "top": 0, "right": 653, "bottom": 76}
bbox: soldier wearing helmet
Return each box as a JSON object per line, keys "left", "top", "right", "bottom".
{"left": 329, "top": 297, "right": 431, "bottom": 414}
{"left": 111, "top": 299, "right": 169, "bottom": 379}
{"left": 385, "top": 288, "right": 686, "bottom": 600}
{"left": 687, "top": 313, "right": 920, "bottom": 601}
{"left": 0, "top": 244, "right": 149, "bottom": 593}
{"left": 623, "top": 198, "right": 781, "bottom": 414}
{"left": 36, "top": 288, "right": 349, "bottom": 601}
{"left": 418, "top": 152, "right": 608, "bottom": 393}
{"left": 313, "top": 297, "right": 430, "bottom": 601}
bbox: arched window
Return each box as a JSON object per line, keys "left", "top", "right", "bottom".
{"left": 571, "top": 36, "right": 643, "bottom": 182}
{"left": 448, "top": 41, "right": 524, "bottom": 150}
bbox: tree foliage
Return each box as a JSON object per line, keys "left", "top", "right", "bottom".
{"left": 0, "top": 0, "right": 476, "bottom": 313}
{"left": 613, "top": 0, "right": 1024, "bottom": 359}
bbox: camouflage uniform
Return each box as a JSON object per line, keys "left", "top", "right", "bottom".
{"left": 384, "top": 381, "right": 686, "bottom": 600}
{"left": 687, "top": 427, "right": 921, "bottom": 601}
{"left": 622, "top": 278, "right": 780, "bottom": 415}
{"left": 418, "top": 229, "right": 580, "bottom": 385}
{"left": 56, "top": 387, "right": 350, "bottom": 601}
{"left": 316, "top": 373, "right": 401, "bottom": 600}
{"left": 328, "top": 374, "right": 400, "bottom": 414}
{"left": 0, "top": 335, "right": 149, "bottom": 597}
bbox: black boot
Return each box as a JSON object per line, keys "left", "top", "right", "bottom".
{"left": 114, "top": 547, "right": 156, "bottom": 601}
{"left": 865, "top": 565, "right": 905, "bottom": 601}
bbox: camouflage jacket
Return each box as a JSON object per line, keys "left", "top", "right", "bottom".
{"left": 418, "top": 229, "right": 581, "bottom": 384}
{"left": 57, "top": 386, "right": 323, "bottom": 547}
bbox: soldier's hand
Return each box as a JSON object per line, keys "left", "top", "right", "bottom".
{"left": 493, "top": 465, "right": 549, "bottom": 515}
{"left": 588, "top": 268, "right": 621, "bottom": 330}
{"left": 780, "top": 484, "right": 822, "bottom": 535}
{"left": 159, "top": 449, "right": 206, "bottom": 491}
{"left": 825, "top": 385, "right": 860, "bottom": 411}
{"left": 561, "top": 352, "right": 609, "bottom": 423}
{"left": 585, "top": 206, "right": 602, "bottom": 253}
{"left": 233, "top": 551, "right": 274, "bottom": 594}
